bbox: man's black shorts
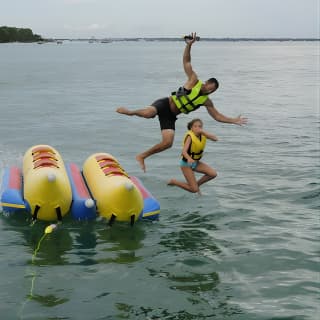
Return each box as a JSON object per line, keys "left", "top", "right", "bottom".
{"left": 152, "top": 97, "right": 177, "bottom": 130}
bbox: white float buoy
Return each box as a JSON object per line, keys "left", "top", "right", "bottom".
{"left": 85, "top": 198, "right": 95, "bottom": 208}
{"left": 47, "top": 173, "right": 56, "bottom": 182}
{"left": 124, "top": 181, "right": 134, "bottom": 191}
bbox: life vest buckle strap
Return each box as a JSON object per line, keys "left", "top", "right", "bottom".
{"left": 176, "top": 87, "right": 196, "bottom": 113}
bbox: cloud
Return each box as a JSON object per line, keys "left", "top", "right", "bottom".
{"left": 87, "top": 23, "right": 100, "bottom": 30}
{"left": 63, "top": 23, "right": 105, "bottom": 31}
{"left": 63, "top": 0, "right": 99, "bottom": 4}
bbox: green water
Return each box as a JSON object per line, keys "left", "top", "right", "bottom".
{"left": 0, "top": 41, "right": 319, "bottom": 319}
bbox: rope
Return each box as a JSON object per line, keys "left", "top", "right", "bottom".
{"left": 19, "top": 224, "right": 57, "bottom": 319}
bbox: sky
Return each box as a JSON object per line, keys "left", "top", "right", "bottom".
{"left": 1, "top": 0, "right": 319, "bottom": 39}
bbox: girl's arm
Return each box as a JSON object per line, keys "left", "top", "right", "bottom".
{"left": 202, "top": 130, "right": 218, "bottom": 141}
{"left": 181, "top": 136, "right": 195, "bottom": 163}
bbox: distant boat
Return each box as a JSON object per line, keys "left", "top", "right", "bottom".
{"left": 56, "top": 40, "right": 63, "bottom": 44}
{"left": 101, "top": 39, "right": 111, "bottom": 43}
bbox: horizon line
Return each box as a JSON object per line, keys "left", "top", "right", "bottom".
{"left": 46, "top": 36, "right": 320, "bottom": 41}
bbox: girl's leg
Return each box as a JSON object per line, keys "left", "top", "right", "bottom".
{"left": 168, "top": 166, "right": 200, "bottom": 193}
{"left": 195, "top": 162, "right": 217, "bottom": 186}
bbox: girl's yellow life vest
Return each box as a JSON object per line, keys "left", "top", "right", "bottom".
{"left": 171, "top": 80, "right": 208, "bottom": 114}
{"left": 183, "top": 130, "right": 207, "bottom": 160}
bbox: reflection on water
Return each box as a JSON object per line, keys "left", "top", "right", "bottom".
{"left": 1, "top": 213, "right": 73, "bottom": 265}
{"left": 27, "top": 293, "right": 69, "bottom": 307}
{"left": 28, "top": 227, "right": 73, "bottom": 266}
{"left": 72, "top": 221, "right": 98, "bottom": 266}
{"left": 1, "top": 214, "right": 149, "bottom": 318}
{"left": 96, "top": 224, "right": 145, "bottom": 264}
{"left": 3, "top": 218, "right": 74, "bottom": 317}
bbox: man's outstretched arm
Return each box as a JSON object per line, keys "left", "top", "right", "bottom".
{"left": 205, "top": 99, "right": 248, "bottom": 126}
{"left": 183, "top": 32, "right": 198, "bottom": 89}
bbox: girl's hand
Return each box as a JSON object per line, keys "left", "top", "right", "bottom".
{"left": 202, "top": 130, "right": 218, "bottom": 141}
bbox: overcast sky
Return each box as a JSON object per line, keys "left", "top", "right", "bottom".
{"left": 1, "top": 0, "right": 319, "bottom": 38}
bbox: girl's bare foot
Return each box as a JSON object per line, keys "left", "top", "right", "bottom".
{"left": 136, "top": 154, "right": 146, "bottom": 172}
{"left": 167, "top": 179, "right": 177, "bottom": 186}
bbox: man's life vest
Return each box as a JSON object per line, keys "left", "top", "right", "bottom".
{"left": 182, "top": 130, "right": 207, "bottom": 161}
{"left": 171, "top": 80, "right": 208, "bottom": 114}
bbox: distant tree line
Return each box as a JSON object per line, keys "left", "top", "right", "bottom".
{"left": 0, "top": 26, "right": 43, "bottom": 43}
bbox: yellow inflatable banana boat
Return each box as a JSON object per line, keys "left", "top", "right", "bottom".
{"left": 23, "top": 145, "right": 72, "bottom": 221}
{"left": 82, "top": 153, "right": 143, "bottom": 225}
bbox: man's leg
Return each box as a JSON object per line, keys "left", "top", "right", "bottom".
{"left": 116, "top": 106, "right": 157, "bottom": 118}
{"left": 136, "top": 129, "right": 175, "bottom": 172}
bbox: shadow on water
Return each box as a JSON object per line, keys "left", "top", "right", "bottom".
{"left": 159, "top": 227, "right": 221, "bottom": 255}
{"left": 159, "top": 208, "right": 221, "bottom": 254}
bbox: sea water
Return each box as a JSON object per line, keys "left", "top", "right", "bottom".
{"left": 0, "top": 40, "right": 319, "bottom": 319}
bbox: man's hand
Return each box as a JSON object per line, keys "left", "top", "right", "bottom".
{"left": 185, "top": 32, "right": 197, "bottom": 45}
{"left": 234, "top": 115, "right": 248, "bottom": 126}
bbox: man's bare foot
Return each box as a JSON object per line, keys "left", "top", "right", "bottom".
{"left": 116, "top": 107, "right": 133, "bottom": 115}
{"left": 136, "top": 154, "right": 146, "bottom": 172}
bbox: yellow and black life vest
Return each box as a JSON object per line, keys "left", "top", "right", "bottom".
{"left": 183, "top": 130, "right": 207, "bottom": 160}
{"left": 171, "top": 80, "right": 208, "bottom": 114}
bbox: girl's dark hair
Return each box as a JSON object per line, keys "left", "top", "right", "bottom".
{"left": 207, "top": 77, "right": 219, "bottom": 89}
{"left": 187, "top": 118, "right": 203, "bottom": 130}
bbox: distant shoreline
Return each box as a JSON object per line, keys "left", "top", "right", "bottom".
{"left": 0, "top": 26, "right": 43, "bottom": 43}
{"left": 1, "top": 26, "right": 319, "bottom": 43}
{"left": 48, "top": 37, "right": 320, "bottom": 42}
